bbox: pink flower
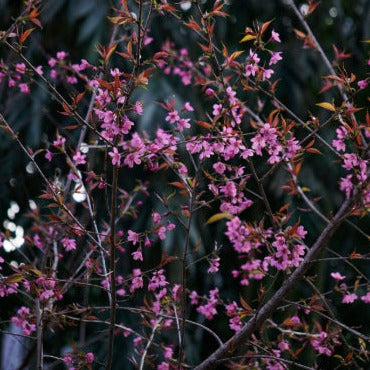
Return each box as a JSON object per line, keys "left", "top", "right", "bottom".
{"left": 45, "top": 150, "right": 53, "bottom": 162}
{"left": 262, "top": 68, "right": 274, "bottom": 80}
{"left": 208, "top": 257, "right": 220, "bottom": 273}
{"left": 53, "top": 136, "right": 66, "bottom": 148}
{"left": 357, "top": 79, "right": 368, "bottom": 90}
{"left": 183, "top": 101, "right": 194, "bottom": 111}
{"left": 61, "top": 238, "right": 76, "bottom": 252}
{"left": 134, "top": 101, "right": 143, "bottom": 115}
{"left": 110, "top": 68, "right": 121, "bottom": 77}
{"left": 131, "top": 248, "right": 143, "bottom": 261}
{"left": 63, "top": 355, "right": 73, "bottom": 367}
{"left": 48, "top": 57, "right": 57, "bottom": 67}
{"left": 163, "top": 346, "right": 173, "bottom": 359}
{"left": 158, "top": 362, "right": 169, "bottom": 370}
{"left": 165, "top": 110, "right": 180, "bottom": 123}
{"left": 360, "top": 292, "right": 370, "bottom": 303}
{"left": 278, "top": 341, "right": 290, "bottom": 352}
{"left": 108, "top": 147, "right": 121, "bottom": 167}
{"left": 152, "top": 212, "right": 161, "bottom": 223}
{"left": 130, "top": 269, "right": 143, "bottom": 292}
{"left": 157, "top": 226, "right": 167, "bottom": 240}
{"left": 133, "top": 336, "right": 142, "bottom": 347}
{"left": 189, "top": 291, "right": 198, "bottom": 305}
{"left": 35, "top": 65, "right": 43, "bottom": 75}
{"left": 85, "top": 352, "right": 94, "bottom": 364}
{"left": 15, "top": 63, "right": 26, "bottom": 74}
{"left": 73, "top": 151, "right": 86, "bottom": 165}
{"left": 205, "top": 88, "right": 215, "bottom": 96}
{"left": 177, "top": 118, "right": 191, "bottom": 131}
{"left": 56, "top": 51, "right": 68, "bottom": 60}
{"left": 339, "top": 175, "right": 353, "bottom": 198}
{"left": 271, "top": 30, "right": 281, "bottom": 43}
{"left": 11, "top": 307, "right": 36, "bottom": 336}
{"left": 212, "top": 103, "right": 223, "bottom": 116}
{"left": 247, "top": 49, "right": 260, "bottom": 64}
{"left": 342, "top": 293, "right": 357, "bottom": 304}
{"left": 330, "top": 272, "right": 346, "bottom": 281}
{"left": 269, "top": 51, "right": 283, "bottom": 65}
{"left": 40, "top": 289, "right": 54, "bottom": 301}
{"left": 213, "top": 161, "right": 226, "bottom": 174}
{"left": 19, "top": 83, "right": 30, "bottom": 94}
{"left": 245, "top": 64, "right": 258, "bottom": 77}
{"left": 127, "top": 230, "right": 140, "bottom": 245}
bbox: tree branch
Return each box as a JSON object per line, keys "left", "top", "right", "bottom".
{"left": 194, "top": 189, "right": 362, "bottom": 369}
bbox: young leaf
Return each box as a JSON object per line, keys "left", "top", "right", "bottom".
{"left": 316, "top": 102, "right": 336, "bottom": 112}
{"left": 206, "top": 213, "right": 233, "bottom": 224}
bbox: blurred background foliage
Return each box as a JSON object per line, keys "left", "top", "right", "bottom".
{"left": 0, "top": 0, "right": 369, "bottom": 368}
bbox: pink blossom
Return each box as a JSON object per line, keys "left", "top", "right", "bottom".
{"left": 152, "top": 212, "right": 161, "bottom": 223}
{"left": 208, "top": 257, "right": 220, "bottom": 273}
{"left": 56, "top": 51, "right": 68, "bottom": 60}
{"left": 271, "top": 30, "right": 281, "bottom": 43}
{"left": 127, "top": 230, "right": 140, "bottom": 245}
{"left": 134, "top": 101, "right": 143, "bottom": 115}
{"left": 278, "top": 341, "right": 290, "bottom": 352}
{"left": 108, "top": 147, "right": 121, "bottom": 167}
{"left": 53, "top": 136, "right": 66, "bottom": 148}
{"left": 15, "top": 63, "right": 26, "bottom": 74}
{"left": 11, "top": 306, "right": 36, "bottom": 336}
{"left": 130, "top": 269, "right": 143, "bottom": 292}
{"left": 61, "top": 238, "right": 76, "bottom": 252}
{"left": 212, "top": 103, "right": 223, "bottom": 116}
{"left": 360, "top": 292, "right": 370, "bottom": 303}
{"left": 213, "top": 161, "right": 226, "bottom": 174}
{"left": 63, "top": 355, "right": 73, "bottom": 367}
{"left": 332, "top": 139, "right": 345, "bottom": 152}
{"left": 330, "top": 272, "right": 346, "bottom": 281}
{"left": 73, "top": 151, "right": 86, "bottom": 165}
{"left": 248, "top": 49, "right": 260, "bottom": 64}
{"left": 296, "top": 225, "right": 307, "bottom": 239}
{"left": 110, "top": 68, "right": 121, "bottom": 77}
{"left": 342, "top": 293, "right": 357, "bottom": 304}
{"left": 339, "top": 175, "right": 353, "bottom": 198}
{"left": 269, "top": 51, "right": 283, "bottom": 65}
{"left": 40, "top": 289, "right": 54, "bottom": 301}
{"left": 148, "top": 269, "right": 168, "bottom": 291}
{"left": 35, "top": 65, "right": 43, "bottom": 75}
{"left": 85, "top": 352, "right": 94, "bottom": 364}
{"left": 163, "top": 346, "right": 173, "bottom": 359}
{"left": 165, "top": 110, "right": 180, "bottom": 123}
{"left": 158, "top": 362, "right": 169, "bottom": 370}
{"left": 157, "top": 226, "right": 167, "bottom": 240}
{"left": 45, "top": 150, "right": 53, "bottom": 162}
{"left": 205, "top": 88, "right": 215, "bottom": 96}
{"left": 183, "top": 101, "right": 194, "bottom": 111}
{"left": 177, "top": 118, "right": 191, "bottom": 131}
{"left": 167, "top": 223, "right": 175, "bottom": 231}
{"left": 48, "top": 57, "right": 57, "bottom": 67}
{"left": 262, "top": 68, "right": 274, "bottom": 80}
{"left": 131, "top": 248, "right": 143, "bottom": 261}
{"left": 189, "top": 291, "right": 198, "bottom": 305}
{"left": 245, "top": 63, "right": 259, "bottom": 77}
{"left": 357, "top": 79, "right": 368, "bottom": 89}
{"left": 133, "top": 336, "right": 142, "bottom": 347}
{"left": 19, "top": 83, "right": 30, "bottom": 94}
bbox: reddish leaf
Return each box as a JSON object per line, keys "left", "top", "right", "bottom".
{"left": 19, "top": 28, "right": 35, "bottom": 44}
